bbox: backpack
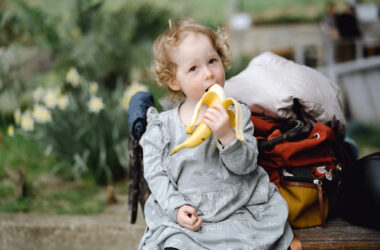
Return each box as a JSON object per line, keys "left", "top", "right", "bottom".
{"left": 252, "top": 115, "right": 354, "bottom": 228}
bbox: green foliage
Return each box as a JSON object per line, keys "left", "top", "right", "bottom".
{"left": 0, "top": 134, "right": 108, "bottom": 214}
{"left": 1, "top": 0, "right": 173, "bottom": 87}
{"left": 46, "top": 187, "right": 104, "bottom": 214}
{"left": 11, "top": 73, "right": 136, "bottom": 185}
{"left": 0, "top": 185, "right": 14, "bottom": 198}
{"left": 0, "top": 0, "right": 60, "bottom": 48}
{"left": 0, "top": 0, "right": 173, "bottom": 185}
{"left": 349, "top": 123, "right": 380, "bottom": 148}
{"left": 0, "top": 198, "right": 32, "bottom": 212}
{"left": 0, "top": 46, "right": 29, "bottom": 120}
{"left": 0, "top": 183, "right": 106, "bottom": 214}
{"left": 0, "top": 134, "right": 56, "bottom": 176}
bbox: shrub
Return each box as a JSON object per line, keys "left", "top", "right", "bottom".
{"left": 1, "top": 0, "right": 173, "bottom": 184}
{"left": 1, "top": 0, "right": 173, "bottom": 87}
{"left": 9, "top": 68, "right": 148, "bottom": 185}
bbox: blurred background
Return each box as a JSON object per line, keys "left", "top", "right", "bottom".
{"left": 0, "top": 0, "right": 380, "bottom": 217}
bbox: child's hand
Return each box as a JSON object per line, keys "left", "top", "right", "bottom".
{"left": 203, "top": 103, "right": 236, "bottom": 147}
{"left": 177, "top": 205, "right": 203, "bottom": 231}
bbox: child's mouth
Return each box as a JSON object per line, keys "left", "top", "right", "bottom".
{"left": 205, "top": 83, "right": 217, "bottom": 92}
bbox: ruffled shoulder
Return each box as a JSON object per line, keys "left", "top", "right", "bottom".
{"left": 140, "top": 107, "right": 171, "bottom": 156}
{"left": 146, "top": 106, "right": 160, "bottom": 125}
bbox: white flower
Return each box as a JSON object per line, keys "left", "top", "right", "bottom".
{"left": 89, "top": 82, "right": 98, "bottom": 95}
{"left": 121, "top": 81, "right": 148, "bottom": 110}
{"left": 32, "top": 105, "right": 52, "bottom": 123}
{"left": 57, "top": 95, "right": 69, "bottom": 110}
{"left": 14, "top": 109, "right": 21, "bottom": 125}
{"left": 66, "top": 67, "right": 81, "bottom": 87}
{"left": 39, "top": 110, "right": 52, "bottom": 123}
{"left": 44, "top": 89, "right": 58, "bottom": 108}
{"left": 54, "top": 88, "right": 62, "bottom": 97}
{"left": 88, "top": 96, "right": 104, "bottom": 113}
{"left": 33, "top": 87, "right": 45, "bottom": 102}
{"left": 20, "top": 112, "right": 34, "bottom": 131}
{"left": 7, "top": 125, "right": 14, "bottom": 136}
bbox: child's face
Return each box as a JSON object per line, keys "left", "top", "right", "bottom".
{"left": 169, "top": 32, "right": 225, "bottom": 104}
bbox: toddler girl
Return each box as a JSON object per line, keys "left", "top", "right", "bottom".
{"left": 138, "top": 19, "right": 293, "bottom": 250}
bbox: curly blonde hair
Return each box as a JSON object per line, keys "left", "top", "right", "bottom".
{"left": 152, "top": 19, "right": 231, "bottom": 101}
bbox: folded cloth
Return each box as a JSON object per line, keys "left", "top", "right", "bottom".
{"left": 127, "top": 91, "right": 155, "bottom": 140}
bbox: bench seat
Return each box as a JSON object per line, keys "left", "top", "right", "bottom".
{"left": 294, "top": 218, "right": 380, "bottom": 249}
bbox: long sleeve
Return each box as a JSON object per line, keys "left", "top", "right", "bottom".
{"left": 140, "top": 110, "right": 192, "bottom": 222}
{"left": 219, "top": 104, "right": 258, "bottom": 175}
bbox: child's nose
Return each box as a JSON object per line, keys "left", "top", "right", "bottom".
{"left": 203, "top": 66, "right": 214, "bottom": 80}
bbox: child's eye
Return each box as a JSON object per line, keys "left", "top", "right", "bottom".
{"left": 209, "top": 58, "right": 217, "bottom": 64}
{"left": 189, "top": 66, "right": 197, "bottom": 72}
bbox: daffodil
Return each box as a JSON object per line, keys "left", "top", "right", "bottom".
{"left": 14, "top": 109, "right": 21, "bottom": 125}
{"left": 39, "top": 109, "right": 52, "bottom": 123}
{"left": 33, "top": 87, "right": 45, "bottom": 102}
{"left": 32, "top": 105, "right": 42, "bottom": 120}
{"left": 20, "top": 112, "right": 34, "bottom": 131}
{"left": 88, "top": 96, "right": 104, "bottom": 113}
{"left": 89, "top": 82, "right": 98, "bottom": 95}
{"left": 7, "top": 125, "right": 14, "bottom": 136}
{"left": 66, "top": 67, "right": 80, "bottom": 87}
{"left": 58, "top": 95, "right": 69, "bottom": 110}
{"left": 54, "top": 88, "right": 62, "bottom": 97}
{"left": 32, "top": 105, "right": 52, "bottom": 123}
{"left": 44, "top": 89, "right": 58, "bottom": 108}
{"left": 121, "top": 81, "right": 148, "bottom": 110}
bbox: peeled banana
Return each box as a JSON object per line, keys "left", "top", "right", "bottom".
{"left": 171, "top": 84, "right": 244, "bottom": 155}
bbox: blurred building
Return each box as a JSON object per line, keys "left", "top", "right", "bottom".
{"left": 228, "top": 1, "right": 380, "bottom": 125}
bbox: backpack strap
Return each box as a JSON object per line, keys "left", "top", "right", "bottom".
{"left": 258, "top": 120, "right": 304, "bottom": 151}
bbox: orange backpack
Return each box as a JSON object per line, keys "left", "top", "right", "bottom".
{"left": 252, "top": 115, "right": 353, "bottom": 228}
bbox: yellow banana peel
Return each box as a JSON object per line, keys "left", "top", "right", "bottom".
{"left": 171, "top": 84, "right": 244, "bottom": 155}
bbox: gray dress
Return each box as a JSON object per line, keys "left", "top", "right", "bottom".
{"left": 138, "top": 104, "right": 293, "bottom": 250}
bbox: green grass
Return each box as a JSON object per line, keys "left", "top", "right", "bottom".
{"left": 0, "top": 184, "right": 15, "bottom": 197}
{"left": 0, "top": 197, "right": 32, "bottom": 212}
{"left": 0, "top": 133, "right": 59, "bottom": 190}
{"left": 0, "top": 187, "right": 106, "bottom": 214}
{"left": 0, "top": 133, "right": 118, "bottom": 214}
{"left": 42, "top": 185, "right": 105, "bottom": 214}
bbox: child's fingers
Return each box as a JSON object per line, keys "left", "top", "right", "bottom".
{"left": 209, "top": 104, "right": 227, "bottom": 115}
{"left": 204, "top": 106, "right": 230, "bottom": 129}
{"left": 182, "top": 218, "right": 201, "bottom": 231}
{"left": 177, "top": 205, "right": 202, "bottom": 230}
{"left": 190, "top": 217, "right": 203, "bottom": 231}
{"left": 203, "top": 115, "right": 214, "bottom": 127}
{"left": 182, "top": 205, "right": 197, "bottom": 217}
{"left": 205, "top": 105, "right": 223, "bottom": 117}
{"left": 203, "top": 111, "right": 218, "bottom": 125}
{"left": 205, "top": 105, "right": 228, "bottom": 121}
{"left": 179, "top": 205, "right": 198, "bottom": 225}
{"left": 183, "top": 213, "right": 197, "bottom": 225}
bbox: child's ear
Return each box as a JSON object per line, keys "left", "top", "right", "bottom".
{"left": 168, "top": 80, "right": 181, "bottom": 91}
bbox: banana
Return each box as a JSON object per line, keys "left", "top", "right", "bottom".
{"left": 171, "top": 84, "right": 244, "bottom": 155}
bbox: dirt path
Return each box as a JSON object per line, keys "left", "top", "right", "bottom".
{"left": 0, "top": 196, "right": 146, "bottom": 250}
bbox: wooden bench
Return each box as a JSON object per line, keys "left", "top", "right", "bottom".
{"left": 294, "top": 218, "right": 380, "bottom": 249}
{"left": 127, "top": 135, "right": 380, "bottom": 249}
